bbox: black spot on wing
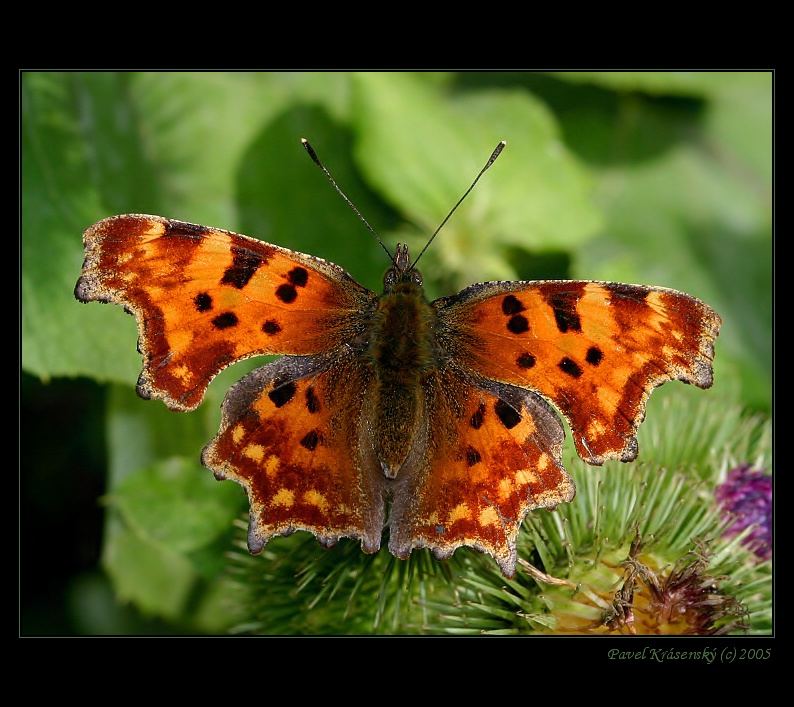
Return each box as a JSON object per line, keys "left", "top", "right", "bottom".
{"left": 212, "top": 312, "right": 238, "bottom": 329}
{"left": 517, "top": 352, "right": 536, "bottom": 368}
{"left": 300, "top": 429, "right": 320, "bottom": 451}
{"left": 586, "top": 346, "right": 603, "bottom": 366}
{"left": 165, "top": 221, "right": 209, "bottom": 240}
{"left": 494, "top": 399, "right": 521, "bottom": 429}
{"left": 262, "top": 319, "right": 281, "bottom": 335}
{"left": 470, "top": 403, "right": 486, "bottom": 429}
{"left": 502, "top": 295, "right": 526, "bottom": 315}
{"left": 194, "top": 292, "right": 212, "bottom": 312}
{"left": 306, "top": 386, "right": 320, "bottom": 414}
{"left": 221, "top": 246, "right": 264, "bottom": 289}
{"left": 507, "top": 315, "right": 529, "bottom": 334}
{"left": 549, "top": 293, "right": 581, "bottom": 333}
{"left": 288, "top": 267, "right": 309, "bottom": 287}
{"left": 465, "top": 446, "right": 482, "bottom": 466}
{"left": 606, "top": 283, "right": 649, "bottom": 302}
{"left": 559, "top": 357, "right": 583, "bottom": 378}
{"left": 276, "top": 284, "right": 297, "bottom": 303}
{"left": 268, "top": 382, "right": 296, "bottom": 408}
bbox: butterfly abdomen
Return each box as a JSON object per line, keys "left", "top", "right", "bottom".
{"left": 367, "top": 281, "right": 438, "bottom": 478}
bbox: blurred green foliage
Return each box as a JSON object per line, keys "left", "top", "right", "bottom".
{"left": 21, "top": 72, "right": 771, "bottom": 634}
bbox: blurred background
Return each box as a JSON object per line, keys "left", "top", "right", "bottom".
{"left": 21, "top": 72, "right": 771, "bottom": 634}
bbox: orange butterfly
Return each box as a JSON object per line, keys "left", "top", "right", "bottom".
{"left": 74, "top": 141, "right": 721, "bottom": 576}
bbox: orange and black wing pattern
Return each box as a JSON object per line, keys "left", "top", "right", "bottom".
{"left": 389, "top": 370, "right": 574, "bottom": 576}
{"left": 436, "top": 281, "right": 721, "bottom": 465}
{"left": 75, "top": 215, "right": 375, "bottom": 411}
{"left": 202, "top": 352, "right": 385, "bottom": 553}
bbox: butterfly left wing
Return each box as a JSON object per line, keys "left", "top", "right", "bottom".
{"left": 435, "top": 281, "right": 721, "bottom": 465}
{"left": 75, "top": 214, "right": 375, "bottom": 411}
{"left": 388, "top": 369, "right": 574, "bottom": 577}
{"left": 202, "top": 350, "right": 385, "bottom": 553}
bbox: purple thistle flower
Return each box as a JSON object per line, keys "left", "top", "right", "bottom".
{"left": 716, "top": 464, "right": 772, "bottom": 561}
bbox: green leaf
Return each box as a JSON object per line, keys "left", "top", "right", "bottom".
{"left": 235, "top": 100, "right": 400, "bottom": 293}
{"left": 703, "top": 74, "right": 772, "bottom": 187}
{"left": 106, "top": 384, "right": 209, "bottom": 484}
{"left": 104, "top": 359, "right": 259, "bottom": 484}
{"left": 23, "top": 73, "right": 140, "bottom": 383}
{"left": 351, "top": 73, "right": 602, "bottom": 286}
{"left": 102, "top": 513, "right": 197, "bottom": 620}
{"left": 574, "top": 145, "right": 770, "bottom": 409}
{"left": 23, "top": 72, "right": 352, "bottom": 383}
{"left": 548, "top": 71, "right": 768, "bottom": 97}
{"left": 102, "top": 377, "right": 250, "bottom": 621}
{"left": 109, "top": 457, "right": 243, "bottom": 554}
{"left": 502, "top": 71, "right": 772, "bottom": 410}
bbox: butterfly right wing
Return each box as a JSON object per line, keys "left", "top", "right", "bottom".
{"left": 389, "top": 368, "right": 573, "bottom": 577}
{"left": 434, "top": 280, "right": 720, "bottom": 465}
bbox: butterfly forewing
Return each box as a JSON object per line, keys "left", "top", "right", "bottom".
{"left": 75, "top": 214, "right": 375, "bottom": 411}
{"left": 434, "top": 280, "right": 721, "bottom": 465}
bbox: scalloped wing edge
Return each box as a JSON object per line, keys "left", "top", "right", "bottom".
{"left": 74, "top": 214, "right": 372, "bottom": 412}
{"left": 434, "top": 279, "right": 722, "bottom": 466}
{"left": 387, "top": 379, "right": 575, "bottom": 578}
{"left": 200, "top": 355, "right": 383, "bottom": 555}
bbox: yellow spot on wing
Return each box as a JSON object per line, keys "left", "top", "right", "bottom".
{"left": 587, "top": 419, "right": 606, "bottom": 439}
{"left": 243, "top": 444, "right": 265, "bottom": 462}
{"left": 448, "top": 503, "right": 471, "bottom": 523}
{"left": 537, "top": 453, "right": 550, "bottom": 472}
{"left": 264, "top": 455, "right": 280, "bottom": 477}
{"left": 172, "top": 363, "right": 192, "bottom": 383}
{"left": 304, "top": 489, "right": 329, "bottom": 512}
{"left": 498, "top": 478, "right": 514, "bottom": 502}
{"left": 479, "top": 506, "right": 500, "bottom": 527}
{"left": 515, "top": 469, "right": 538, "bottom": 485}
{"left": 271, "top": 488, "right": 294, "bottom": 508}
{"left": 232, "top": 424, "right": 245, "bottom": 444}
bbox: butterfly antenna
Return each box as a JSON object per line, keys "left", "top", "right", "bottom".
{"left": 301, "top": 138, "right": 395, "bottom": 264}
{"left": 410, "top": 140, "right": 506, "bottom": 270}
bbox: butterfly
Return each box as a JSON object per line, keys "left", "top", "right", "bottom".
{"left": 74, "top": 140, "right": 721, "bottom": 577}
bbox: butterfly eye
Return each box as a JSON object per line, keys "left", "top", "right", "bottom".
{"left": 411, "top": 270, "right": 423, "bottom": 286}
{"left": 383, "top": 269, "right": 397, "bottom": 290}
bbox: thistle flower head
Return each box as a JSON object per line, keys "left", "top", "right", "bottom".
{"left": 716, "top": 465, "right": 772, "bottom": 560}
{"left": 601, "top": 540, "right": 748, "bottom": 635}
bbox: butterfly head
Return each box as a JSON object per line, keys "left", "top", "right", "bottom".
{"left": 383, "top": 243, "right": 423, "bottom": 293}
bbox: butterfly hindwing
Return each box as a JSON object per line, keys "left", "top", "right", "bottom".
{"left": 202, "top": 351, "right": 385, "bottom": 553}
{"left": 435, "top": 280, "right": 721, "bottom": 465}
{"left": 388, "top": 369, "right": 574, "bottom": 577}
{"left": 75, "top": 214, "right": 375, "bottom": 411}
